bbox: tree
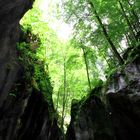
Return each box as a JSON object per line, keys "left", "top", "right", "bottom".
{"left": 89, "top": 1, "right": 124, "bottom": 64}
{"left": 20, "top": 0, "right": 140, "bottom": 132}
{"left": 118, "top": 0, "right": 137, "bottom": 42}
{"left": 82, "top": 47, "right": 92, "bottom": 91}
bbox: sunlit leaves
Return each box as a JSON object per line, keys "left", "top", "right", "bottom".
{"left": 20, "top": 0, "right": 139, "bottom": 130}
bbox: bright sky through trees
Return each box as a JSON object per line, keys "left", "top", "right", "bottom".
{"left": 20, "top": 0, "right": 140, "bottom": 133}
{"left": 21, "top": 0, "right": 89, "bottom": 131}
{"left": 38, "top": 0, "right": 72, "bottom": 40}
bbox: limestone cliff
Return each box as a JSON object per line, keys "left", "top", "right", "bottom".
{"left": 66, "top": 46, "right": 140, "bottom": 140}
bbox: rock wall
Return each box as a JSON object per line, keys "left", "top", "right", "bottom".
{"left": 0, "top": 0, "right": 34, "bottom": 109}
{"left": 0, "top": 1, "right": 34, "bottom": 139}
{"left": 17, "top": 89, "right": 62, "bottom": 140}
{"left": 66, "top": 51, "right": 140, "bottom": 140}
{"left": 0, "top": 1, "right": 62, "bottom": 140}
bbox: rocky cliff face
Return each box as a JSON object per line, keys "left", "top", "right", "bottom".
{"left": 0, "top": 1, "right": 140, "bottom": 140}
{"left": 16, "top": 90, "right": 62, "bottom": 140}
{"left": 0, "top": 1, "right": 62, "bottom": 140}
{"left": 0, "top": 0, "right": 34, "bottom": 108}
{"left": 66, "top": 48, "right": 140, "bottom": 140}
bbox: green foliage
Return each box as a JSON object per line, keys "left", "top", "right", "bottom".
{"left": 63, "top": 0, "right": 139, "bottom": 66}
{"left": 9, "top": 93, "right": 17, "bottom": 98}
{"left": 17, "top": 29, "right": 53, "bottom": 104}
{"left": 19, "top": 0, "right": 140, "bottom": 131}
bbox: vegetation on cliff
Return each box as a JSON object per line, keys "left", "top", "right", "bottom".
{"left": 19, "top": 0, "right": 139, "bottom": 132}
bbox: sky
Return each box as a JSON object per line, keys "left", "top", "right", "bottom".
{"left": 38, "top": 0, "right": 72, "bottom": 41}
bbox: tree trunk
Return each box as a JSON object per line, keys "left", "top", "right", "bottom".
{"left": 127, "top": 0, "right": 140, "bottom": 29}
{"left": 56, "top": 91, "right": 60, "bottom": 111}
{"left": 82, "top": 47, "right": 92, "bottom": 91}
{"left": 89, "top": 1, "right": 124, "bottom": 65}
{"left": 61, "top": 57, "right": 67, "bottom": 133}
{"left": 127, "top": 33, "right": 135, "bottom": 48}
{"left": 118, "top": 0, "right": 137, "bottom": 42}
{"left": 125, "top": 34, "right": 131, "bottom": 47}
{"left": 95, "top": 45, "right": 112, "bottom": 68}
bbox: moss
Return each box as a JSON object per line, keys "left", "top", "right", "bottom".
{"left": 17, "top": 26, "right": 53, "bottom": 108}
{"left": 9, "top": 93, "right": 16, "bottom": 98}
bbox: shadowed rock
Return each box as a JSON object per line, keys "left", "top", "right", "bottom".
{"left": 66, "top": 56, "right": 140, "bottom": 140}
{"left": 0, "top": 1, "right": 62, "bottom": 140}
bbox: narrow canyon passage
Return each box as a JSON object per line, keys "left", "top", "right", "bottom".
{"left": 0, "top": 0, "right": 140, "bottom": 140}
